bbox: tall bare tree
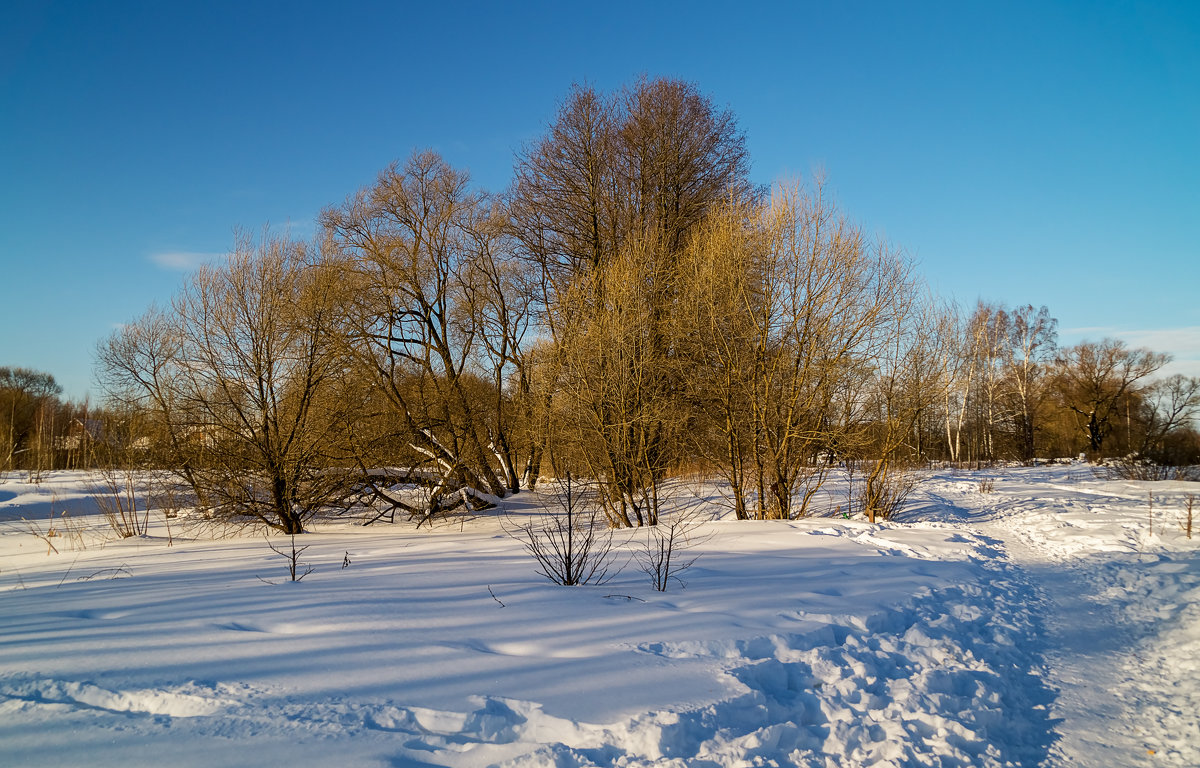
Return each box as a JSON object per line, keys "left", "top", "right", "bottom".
{"left": 97, "top": 306, "right": 207, "bottom": 497}
{"left": 509, "top": 77, "right": 754, "bottom": 525}
{"left": 509, "top": 77, "right": 753, "bottom": 295}
{"left": 554, "top": 231, "right": 686, "bottom": 526}
{"left": 459, "top": 207, "right": 541, "bottom": 492}
{"left": 940, "top": 304, "right": 980, "bottom": 464}
{"left": 98, "top": 232, "right": 350, "bottom": 533}
{"left": 1002, "top": 304, "right": 1057, "bottom": 461}
{"left": 859, "top": 295, "right": 946, "bottom": 522}
{"left": 323, "top": 151, "right": 519, "bottom": 510}
{"left": 1136, "top": 374, "right": 1200, "bottom": 462}
{"left": 679, "top": 184, "right": 916, "bottom": 520}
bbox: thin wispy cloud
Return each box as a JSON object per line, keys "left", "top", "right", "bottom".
{"left": 149, "top": 251, "right": 225, "bottom": 271}
{"left": 274, "top": 217, "right": 317, "bottom": 240}
{"left": 1062, "top": 325, "right": 1200, "bottom": 379}
{"left": 1060, "top": 326, "right": 1112, "bottom": 337}
{"left": 1112, "top": 327, "right": 1200, "bottom": 355}
{"left": 1064, "top": 326, "right": 1200, "bottom": 354}
{"left": 1119, "top": 327, "right": 1200, "bottom": 380}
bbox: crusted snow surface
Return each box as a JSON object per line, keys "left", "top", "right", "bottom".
{"left": 0, "top": 466, "right": 1195, "bottom": 766}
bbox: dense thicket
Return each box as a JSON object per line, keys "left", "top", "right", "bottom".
{"left": 80, "top": 76, "right": 1199, "bottom": 529}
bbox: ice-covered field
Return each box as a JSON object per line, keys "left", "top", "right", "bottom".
{"left": 1, "top": 465, "right": 1196, "bottom": 767}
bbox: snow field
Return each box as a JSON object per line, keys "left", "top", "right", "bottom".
{"left": 0, "top": 466, "right": 1196, "bottom": 766}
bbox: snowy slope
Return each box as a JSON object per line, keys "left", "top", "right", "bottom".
{"left": 0, "top": 466, "right": 1195, "bottom": 767}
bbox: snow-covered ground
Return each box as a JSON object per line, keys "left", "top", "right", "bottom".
{"left": 0, "top": 465, "right": 1195, "bottom": 767}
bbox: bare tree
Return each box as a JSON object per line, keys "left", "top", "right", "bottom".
{"left": 509, "top": 77, "right": 753, "bottom": 295}
{"left": 966, "top": 303, "right": 1009, "bottom": 464}
{"left": 458, "top": 206, "right": 541, "bottom": 492}
{"left": 1002, "top": 305, "right": 1058, "bottom": 461}
{"left": 1055, "top": 339, "right": 1168, "bottom": 455}
{"left": 97, "top": 306, "right": 209, "bottom": 504}
{"left": 858, "top": 295, "right": 946, "bottom": 523}
{"left": 554, "top": 230, "right": 686, "bottom": 527}
{"left": 673, "top": 198, "right": 763, "bottom": 518}
{"left": 323, "top": 152, "right": 521, "bottom": 513}
{"left": 678, "top": 184, "right": 915, "bottom": 520}
{"left": 509, "top": 78, "right": 755, "bottom": 526}
{"left": 936, "top": 302, "right": 1057, "bottom": 464}
{"left": 98, "top": 231, "right": 352, "bottom": 534}
{"left": 1137, "top": 374, "right": 1200, "bottom": 463}
{"left": 939, "top": 303, "right": 979, "bottom": 464}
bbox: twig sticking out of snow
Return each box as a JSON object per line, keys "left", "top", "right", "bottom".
{"left": 487, "top": 584, "right": 505, "bottom": 607}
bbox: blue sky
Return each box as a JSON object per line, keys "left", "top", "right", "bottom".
{"left": 2, "top": 0, "right": 1198, "bottom": 400}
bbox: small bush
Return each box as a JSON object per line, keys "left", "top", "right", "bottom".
{"left": 506, "top": 474, "right": 619, "bottom": 586}
{"left": 91, "top": 468, "right": 150, "bottom": 538}
{"left": 857, "top": 462, "right": 920, "bottom": 522}
{"left": 634, "top": 505, "right": 710, "bottom": 591}
{"left": 1099, "top": 456, "right": 1199, "bottom": 482}
{"left": 265, "top": 534, "right": 314, "bottom": 582}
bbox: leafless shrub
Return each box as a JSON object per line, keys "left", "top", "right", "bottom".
{"left": 1098, "top": 456, "right": 1199, "bottom": 482}
{"left": 978, "top": 479, "right": 995, "bottom": 494}
{"left": 21, "top": 494, "right": 89, "bottom": 554}
{"left": 56, "top": 509, "right": 88, "bottom": 551}
{"left": 634, "top": 505, "right": 711, "bottom": 592}
{"left": 857, "top": 462, "right": 920, "bottom": 522}
{"left": 505, "top": 474, "right": 620, "bottom": 586}
{"left": 91, "top": 467, "right": 150, "bottom": 538}
{"left": 264, "top": 534, "right": 314, "bottom": 583}
{"left": 1181, "top": 494, "right": 1195, "bottom": 540}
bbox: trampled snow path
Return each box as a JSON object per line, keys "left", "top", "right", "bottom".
{"left": 1017, "top": 541, "right": 1200, "bottom": 767}
{"left": 918, "top": 468, "right": 1200, "bottom": 768}
{"left": 1, "top": 466, "right": 1196, "bottom": 767}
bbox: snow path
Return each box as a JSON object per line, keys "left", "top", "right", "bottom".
{"left": 986, "top": 529, "right": 1200, "bottom": 767}
{"left": 924, "top": 468, "right": 1200, "bottom": 768}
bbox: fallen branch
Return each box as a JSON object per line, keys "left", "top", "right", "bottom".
{"left": 77, "top": 565, "right": 132, "bottom": 581}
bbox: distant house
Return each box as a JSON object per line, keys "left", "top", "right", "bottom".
{"left": 55, "top": 418, "right": 105, "bottom": 452}
{"left": 181, "top": 423, "right": 221, "bottom": 449}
